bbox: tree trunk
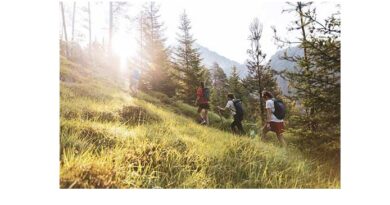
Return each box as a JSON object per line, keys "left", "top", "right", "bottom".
{"left": 88, "top": 2, "right": 91, "bottom": 57}
{"left": 139, "top": 12, "right": 144, "bottom": 70}
{"left": 257, "top": 66, "right": 265, "bottom": 124}
{"left": 72, "top": 2, "right": 76, "bottom": 41}
{"left": 297, "top": 2, "right": 313, "bottom": 119}
{"left": 298, "top": 2, "right": 308, "bottom": 69}
{"left": 60, "top": 2, "right": 69, "bottom": 57}
{"left": 108, "top": 2, "right": 113, "bottom": 56}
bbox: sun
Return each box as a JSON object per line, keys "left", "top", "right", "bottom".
{"left": 112, "top": 30, "right": 137, "bottom": 71}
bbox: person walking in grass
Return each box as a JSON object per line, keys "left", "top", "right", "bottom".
{"left": 261, "top": 91, "right": 287, "bottom": 147}
{"left": 217, "top": 93, "right": 245, "bottom": 135}
{"left": 129, "top": 67, "right": 140, "bottom": 95}
{"left": 195, "top": 82, "right": 210, "bottom": 125}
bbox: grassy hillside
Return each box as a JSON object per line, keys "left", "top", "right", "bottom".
{"left": 60, "top": 57, "right": 340, "bottom": 188}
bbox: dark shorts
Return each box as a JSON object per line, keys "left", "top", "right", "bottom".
{"left": 234, "top": 114, "right": 243, "bottom": 121}
{"left": 269, "top": 121, "right": 285, "bottom": 135}
{"left": 197, "top": 103, "right": 209, "bottom": 113}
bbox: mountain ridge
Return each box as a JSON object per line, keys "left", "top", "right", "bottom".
{"left": 269, "top": 46, "right": 303, "bottom": 95}
{"left": 195, "top": 43, "right": 247, "bottom": 78}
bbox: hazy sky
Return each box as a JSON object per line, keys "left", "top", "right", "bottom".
{"left": 154, "top": 0, "right": 339, "bottom": 63}
{"left": 62, "top": 0, "right": 339, "bottom": 64}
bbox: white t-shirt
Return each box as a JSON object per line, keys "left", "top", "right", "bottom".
{"left": 225, "top": 100, "right": 236, "bottom": 116}
{"left": 266, "top": 99, "right": 283, "bottom": 122}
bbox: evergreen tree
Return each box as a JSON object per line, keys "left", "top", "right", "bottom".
{"left": 172, "top": 10, "right": 205, "bottom": 103}
{"left": 242, "top": 61, "right": 279, "bottom": 122}
{"left": 274, "top": 2, "right": 340, "bottom": 143}
{"left": 245, "top": 18, "right": 279, "bottom": 124}
{"left": 228, "top": 66, "right": 245, "bottom": 100}
{"left": 210, "top": 63, "right": 229, "bottom": 115}
{"left": 136, "top": 2, "right": 176, "bottom": 96}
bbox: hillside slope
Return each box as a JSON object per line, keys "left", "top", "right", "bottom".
{"left": 60, "top": 57, "right": 339, "bottom": 188}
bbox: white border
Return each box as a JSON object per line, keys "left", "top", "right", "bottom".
{"left": 1, "top": 0, "right": 390, "bottom": 204}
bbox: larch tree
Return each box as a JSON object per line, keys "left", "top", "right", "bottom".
{"left": 245, "top": 18, "right": 278, "bottom": 124}
{"left": 273, "top": 2, "right": 340, "bottom": 143}
{"left": 60, "top": 2, "right": 69, "bottom": 57}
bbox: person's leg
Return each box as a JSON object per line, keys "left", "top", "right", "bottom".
{"left": 231, "top": 120, "right": 237, "bottom": 134}
{"left": 134, "top": 81, "right": 139, "bottom": 95}
{"left": 197, "top": 107, "right": 204, "bottom": 123}
{"left": 261, "top": 123, "right": 270, "bottom": 141}
{"left": 201, "top": 108, "right": 207, "bottom": 123}
{"left": 275, "top": 122, "right": 287, "bottom": 147}
{"left": 276, "top": 133, "right": 287, "bottom": 147}
{"left": 237, "top": 119, "right": 245, "bottom": 135}
{"left": 204, "top": 109, "right": 209, "bottom": 125}
{"left": 129, "top": 81, "right": 134, "bottom": 94}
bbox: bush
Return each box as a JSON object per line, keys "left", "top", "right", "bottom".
{"left": 119, "top": 105, "right": 161, "bottom": 126}
{"left": 61, "top": 151, "right": 120, "bottom": 188}
{"left": 81, "top": 109, "right": 119, "bottom": 122}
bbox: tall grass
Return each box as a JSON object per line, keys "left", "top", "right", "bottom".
{"left": 60, "top": 57, "right": 340, "bottom": 188}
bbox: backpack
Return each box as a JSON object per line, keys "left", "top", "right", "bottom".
{"left": 132, "top": 69, "right": 140, "bottom": 80}
{"left": 233, "top": 99, "right": 244, "bottom": 118}
{"left": 272, "top": 98, "right": 286, "bottom": 120}
{"left": 203, "top": 87, "right": 210, "bottom": 100}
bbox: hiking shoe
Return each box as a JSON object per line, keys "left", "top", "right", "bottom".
{"left": 200, "top": 120, "right": 207, "bottom": 125}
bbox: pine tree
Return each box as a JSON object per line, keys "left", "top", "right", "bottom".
{"left": 228, "top": 66, "right": 245, "bottom": 100}
{"left": 274, "top": 2, "right": 340, "bottom": 142}
{"left": 245, "top": 18, "right": 279, "bottom": 124}
{"left": 172, "top": 10, "right": 205, "bottom": 103}
{"left": 136, "top": 2, "right": 176, "bottom": 96}
{"left": 210, "top": 63, "right": 229, "bottom": 114}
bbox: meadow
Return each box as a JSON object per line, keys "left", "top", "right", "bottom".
{"left": 60, "top": 57, "right": 340, "bottom": 188}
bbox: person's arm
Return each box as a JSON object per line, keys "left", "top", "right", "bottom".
{"left": 217, "top": 101, "right": 230, "bottom": 111}
{"left": 266, "top": 108, "right": 272, "bottom": 123}
{"left": 265, "top": 100, "right": 272, "bottom": 123}
{"left": 195, "top": 88, "right": 200, "bottom": 105}
{"left": 218, "top": 106, "right": 226, "bottom": 111}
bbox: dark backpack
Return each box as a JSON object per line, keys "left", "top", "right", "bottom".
{"left": 203, "top": 87, "right": 210, "bottom": 100}
{"left": 272, "top": 98, "right": 286, "bottom": 120}
{"left": 233, "top": 99, "right": 244, "bottom": 118}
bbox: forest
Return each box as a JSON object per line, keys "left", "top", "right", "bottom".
{"left": 59, "top": 1, "right": 340, "bottom": 188}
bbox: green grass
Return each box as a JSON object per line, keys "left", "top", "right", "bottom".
{"left": 60, "top": 56, "right": 340, "bottom": 188}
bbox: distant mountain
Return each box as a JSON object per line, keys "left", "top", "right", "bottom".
{"left": 195, "top": 44, "right": 304, "bottom": 96}
{"left": 269, "top": 47, "right": 303, "bottom": 95}
{"left": 195, "top": 44, "right": 247, "bottom": 78}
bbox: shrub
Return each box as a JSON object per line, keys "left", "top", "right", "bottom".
{"left": 118, "top": 105, "right": 160, "bottom": 126}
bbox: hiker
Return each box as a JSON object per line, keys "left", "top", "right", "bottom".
{"left": 261, "top": 91, "right": 287, "bottom": 147}
{"left": 217, "top": 93, "right": 245, "bottom": 135}
{"left": 195, "top": 82, "right": 210, "bottom": 125}
{"left": 129, "top": 67, "right": 140, "bottom": 94}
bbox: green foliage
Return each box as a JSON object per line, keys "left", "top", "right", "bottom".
{"left": 267, "top": 2, "right": 341, "bottom": 165}
{"left": 210, "top": 63, "right": 229, "bottom": 117}
{"left": 244, "top": 18, "right": 279, "bottom": 123}
{"left": 228, "top": 66, "right": 245, "bottom": 100}
{"left": 136, "top": 2, "right": 176, "bottom": 97}
{"left": 276, "top": 2, "right": 340, "bottom": 156}
{"left": 172, "top": 11, "right": 206, "bottom": 103}
{"left": 60, "top": 57, "right": 339, "bottom": 188}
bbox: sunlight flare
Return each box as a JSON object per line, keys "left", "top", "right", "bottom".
{"left": 112, "top": 29, "right": 136, "bottom": 71}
